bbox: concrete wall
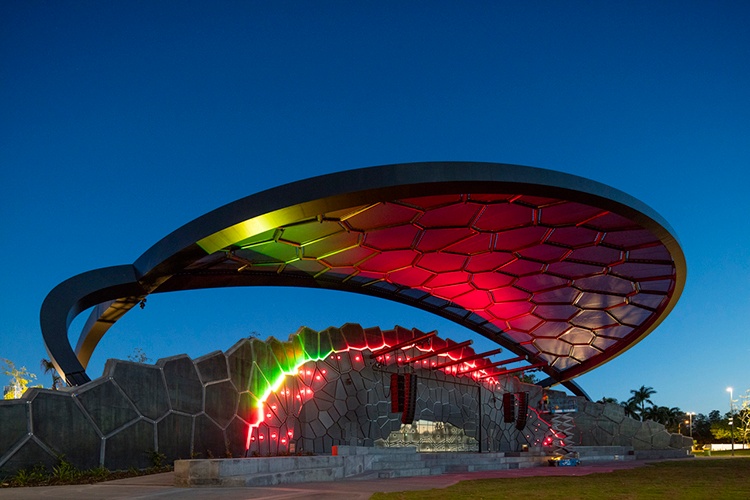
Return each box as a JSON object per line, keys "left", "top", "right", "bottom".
{"left": 0, "top": 323, "right": 691, "bottom": 478}
{"left": 570, "top": 399, "right": 694, "bottom": 450}
{"left": 0, "top": 351, "right": 247, "bottom": 477}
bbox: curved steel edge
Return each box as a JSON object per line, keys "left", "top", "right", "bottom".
{"left": 40, "top": 265, "right": 144, "bottom": 385}
{"left": 538, "top": 376, "right": 591, "bottom": 400}
{"left": 132, "top": 161, "right": 682, "bottom": 281}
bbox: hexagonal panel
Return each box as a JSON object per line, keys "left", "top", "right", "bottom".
{"left": 534, "top": 338, "right": 572, "bottom": 357}
{"left": 364, "top": 225, "right": 420, "bottom": 251}
{"left": 494, "top": 226, "right": 549, "bottom": 251}
{"left": 280, "top": 219, "right": 345, "bottom": 246}
{"left": 77, "top": 379, "right": 139, "bottom": 435}
{"left": 205, "top": 380, "right": 239, "bottom": 428}
{"left": 302, "top": 231, "right": 361, "bottom": 259}
{"left": 474, "top": 203, "right": 534, "bottom": 231}
{"left": 444, "top": 232, "right": 493, "bottom": 255}
{"left": 110, "top": 362, "right": 170, "bottom": 421}
{"left": 347, "top": 203, "right": 419, "bottom": 231}
{"left": 575, "top": 275, "right": 635, "bottom": 295}
{"left": 546, "top": 226, "right": 601, "bottom": 248}
{"left": 417, "top": 252, "right": 467, "bottom": 273}
{"left": 571, "top": 310, "right": 619, "bottom": 329}
{"left": 560, "top": 327, "right": 596, "bottom": 345}
{"left": 417, "top": 227, "right": 475, "bottom": 252}
{"left": 534, "top": 304, "right": 579, "bottom": 321}
{"left": 540, "top": 202, "right": 605, "bottom": 226}
{"left": 359, "top": 249, "right": 415, "bottom": 273}
{"left": 418, "top": 202, "right": 482, "bottom": 227}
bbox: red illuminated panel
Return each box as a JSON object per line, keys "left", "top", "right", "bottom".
{"left": 203, "top": 192, "right": 679, "bottom": 382}
{"left": 245, "top": 326, "right": 519, "bottom": 454}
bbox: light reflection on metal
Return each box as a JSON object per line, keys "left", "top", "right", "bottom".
{"left": 431, "top": 348, "right": 504, "bottom": 370}
{"left": 406, "top": 340, "right": 473, "bottom": 364}
{"left": 478, "top": 362, "right": 547, "bottom": 379}
{"left": 457, "top": 356, "right": 527, "bottom": 375}
{"left": 369, "top": 331, "right": 437, "bottom": 358}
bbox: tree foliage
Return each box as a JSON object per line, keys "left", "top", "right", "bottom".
{"left": 642, "top": 406, "right": 683, "bottom": 432}
{"left": 628, "top": 385, "right": 657, "bottom": 421}
{"left": 620, "top": 399, "right": 640, "bottom": 420}
{"left": 725, "top": 389, "right": 750, "bottom": 445}
{"left": 2, "top": 358, "right": 40, "bottom": 399}
{"left": 127, "top": 347, "right": 151, "bottom": 363}
{"left": 40, "top": 358, "right": 63, "bottom": 390}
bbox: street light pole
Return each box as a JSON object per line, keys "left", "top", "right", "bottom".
{"left": 687, "top": 412, "right": 695, "bottom": 439}
{"left": 727, "top": 387, "right": 734, "bottom": 456}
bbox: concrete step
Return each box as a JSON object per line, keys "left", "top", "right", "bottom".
{"left": 371, "top": 453, "right": 424, "bottom": 464}
{"left": 375, "top": 467, "right": 437, "bottom": 478}
{"left": 416, "top": 452, "right": 548, "bottom": 473}
{"left": 432, "top": 460, "right": 515, "bottom": 471}
{"left": 344, "top": 470, "right": 384, "bottom": 481}
{"left": 635, "top": 449, "right": 692, "bottom": 460}
{"left": 571, "top": 446, "right": 633, "bottom": 456}
{"left": 473, "top": 460, "right": 545, "bottom": 471}
{"left": 222, "top": 466, "right": 345, "bottom": 487}
{"left": 443, "top": 464, "right": 470, "bottom": 473}
{"left": 578, "top": 454, "right": 636, "bottom": 463}
{"left": 175, "top": 449, "right": 552, "bottom": 487}
{"left": 370, "top": 458, "right": 428, "bottom": 470}
{"left": 368, "top": 446, "right": 419, "bottom": 454}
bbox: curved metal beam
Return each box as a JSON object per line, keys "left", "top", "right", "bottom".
{"left": 40, "top": 162, "right": 686, "bottom": 387}
{"left": 40, "top": 265, "right": 144, "bottom": 385}
{"left": 539, "top": 376, "right": 591, "bottom": 400}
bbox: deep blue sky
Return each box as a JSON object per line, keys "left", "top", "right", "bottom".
{"left": 2, "top": 1, "right": 748, "bottom": 415}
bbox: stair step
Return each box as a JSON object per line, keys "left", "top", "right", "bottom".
{"left": 371, "top": 459, "right": 429, "bottom": 470}
{"left": 223, "top": 466, "right": 345, "bottom": 487}
{"left": 375, "top": 467, "right": 436, "bottom": 478}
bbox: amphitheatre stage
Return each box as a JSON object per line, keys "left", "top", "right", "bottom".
{"left": 1, "top": 162, "right": 688, "bottom": 478}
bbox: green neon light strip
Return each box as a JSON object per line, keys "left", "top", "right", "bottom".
{"left": 243, "top": 326, "right": 504, "bottom": 451}
{"left": 244, "top": 327, "right": 337, "bottom": 449}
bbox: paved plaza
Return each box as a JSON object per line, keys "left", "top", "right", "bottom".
{"left": 0, "top": 458, "right": 676, "bottom": 500}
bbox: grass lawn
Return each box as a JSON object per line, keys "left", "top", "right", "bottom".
{"left": 702, "top": 449, "right": 750, "bottom": 457}
{"left": 371, "top": 458, "right": 750, "bottom": 500}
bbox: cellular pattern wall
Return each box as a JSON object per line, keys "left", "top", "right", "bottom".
{"left": 0, "top": 323, "right": 690, "bottom": 478}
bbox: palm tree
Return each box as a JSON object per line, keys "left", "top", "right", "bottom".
{"left": 629, "top": 385, "right": 657, "bottom": 420}
{"left": 642, "top": 406, "right": 683, "bottom": 431}
{"left": 641, "top": 405, "right": 656, "bottom": 422}
{"left": 40, "top": 358, "right": 62, "bottom": 390}
{"left": 621, "top": 399, "right": 640, "bottom": 420}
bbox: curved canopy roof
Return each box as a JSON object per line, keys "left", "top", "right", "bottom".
{"left": 41, "top": 162, "right": 686, "bottom": 393}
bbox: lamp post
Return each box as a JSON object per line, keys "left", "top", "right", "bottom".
{"left": 687, "top": 412, "right": 695, "bottom": 438}
{"left": 727, "top": 387, "right": 734, "bottom": 456}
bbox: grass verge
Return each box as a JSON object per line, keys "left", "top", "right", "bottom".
{"left": 371, "top": 458, "right": 750, "bottom": 500}
{"left": 700, "top": 448, "right": 750, "bottom": 457}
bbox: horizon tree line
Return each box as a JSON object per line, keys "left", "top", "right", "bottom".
{"left": 598, "top": 385, "right": 750, "bottom": 445}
